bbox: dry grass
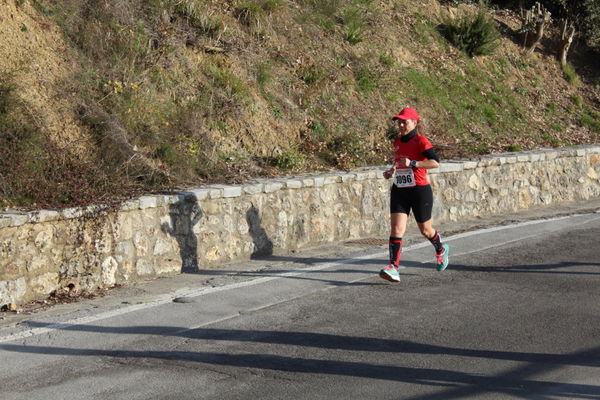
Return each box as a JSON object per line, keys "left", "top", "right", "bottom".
{"left": 0, "top": 0, "right": 598, "bottom": 209}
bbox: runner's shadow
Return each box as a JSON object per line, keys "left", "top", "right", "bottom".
{"left": 247, "top": 204, "right": 273, "bottom": 259}
{"left": 161, "top": 192, "right": 203, "bottom": 273}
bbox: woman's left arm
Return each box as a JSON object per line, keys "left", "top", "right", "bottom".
{"left": 414, "top": 159, "right": 439, "bottom": 169}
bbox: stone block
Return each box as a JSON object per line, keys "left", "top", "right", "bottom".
{"left": 243, "top": 183, "right": 265, "bottom": 195}
{"left": 28, "top": 210, "right": 60, "bottom": 223}
{"left": 284, "top": 179, "right": 303, "bottom": 189}
{"left": 5, "top": 213, "right": 29, "bottom": 227}
{"left": 264, "top": 182, "right": 284, "bottom": 193}
{"left": 101, "top": 256, "right": 118, "bottom": 286}
{"left": 324, "top": 175, "right": 341, "bottom": 185}
{"left": 340, "top": 172, "right": 356, "bottom": 183}
{"left": 0, "top": 278, "right": 26, "bottom": 305}
{"left": 301, "top": 178, "right": 315, "bottom": 187}
{"left": 204, "top": 186, "right": 224, "bottom": 199}
{"left": 187, "top": 189, "right": 210, "bottom": 201}
{"left": 139, "top": 196, "right": 158, "bottom": 209}
{"left": 440, "top": 162, "right": 463, "bottom": 173}
{"left": 355, "top": 171, "right": 370, "bottom": 181}
{"left": 120, "top": 199, "right": 140, "bottom": 211}
{"left": 0, "top": 217, "right": 11, "bottom": 229}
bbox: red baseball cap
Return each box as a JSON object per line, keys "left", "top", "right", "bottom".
{"left": 392, "top": 107, "right": 419, "bottom": 121}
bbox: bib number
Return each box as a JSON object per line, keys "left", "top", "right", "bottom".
{"left": 394, "top": 168, "right": 416, "bottom": 188}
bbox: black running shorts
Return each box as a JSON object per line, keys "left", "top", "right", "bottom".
{"left": 390, "top": 184, "right": 434, "bottom": 223}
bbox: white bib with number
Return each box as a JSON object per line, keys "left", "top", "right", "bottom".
{"left": 394, "top": 168, "right": 416, "bottom": 188}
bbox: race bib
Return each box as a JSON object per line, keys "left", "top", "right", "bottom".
{"left": 394, "top": 168, "right": 416, "bottom": 188}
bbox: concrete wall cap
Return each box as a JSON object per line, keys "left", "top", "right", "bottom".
{"left": 28, "top": 210, "right": 61, "bottom": 223}
{"left": 243, "top": 183, "right": 265, "bottom": 195}
{"left": 3, "top": 212, "right": 29, "bottom": 227}
{"left": 284, "top": 179, "right": 303, "bottom": 189}
{"left": 221, "top": 185, "right": 243, "bottom": 198}
{"left": 340, "top": 173, "right": 357, "bottom": 182}
{"left": 139, "top": 196, "right": 158, "bottom": 209}
{"left": 324, "top": 175, "right": 341, "bottom": 185}
{"left": 120, "top": 199, "right": 140, "bottom": 211}
{"left": 62, "top": 207, "right": 83, "bottom": 219}
{"left": 264, "top": 182, "right": 285, "bottom": 193}
{"left": 301, "top": 178, "right": 315, "bottom": 187}
{"left": 187, "top": 189, "right": 211, "bottom": 201}
{"left": 439, "top": 162, "right": 464, "bottom": 173}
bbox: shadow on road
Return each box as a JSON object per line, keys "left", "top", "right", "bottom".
{"left": 2, "top": 334, "right": 598, "bottom": 399}
{"left": 16, "top": 323, "right": 600, "bottom": 369}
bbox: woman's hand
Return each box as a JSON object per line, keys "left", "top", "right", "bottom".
{"left": 383, "top": 166, "right": 396, "bottom": 179}
{"left": 397, "top": 156, "right": 411, "bottom": 168}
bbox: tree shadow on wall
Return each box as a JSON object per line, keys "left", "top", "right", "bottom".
{"left": 161, "top": 192, "right": 203, "bottom": 274}
{"left": 246, "top": 204, "right": 273, "bottom": 259}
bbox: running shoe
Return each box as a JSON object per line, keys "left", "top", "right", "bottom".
{"left": 379, "top": 264, "right": 401, "bottom": 282}
{"left": 436, "top": 244, "right": 450, "bottom": 271}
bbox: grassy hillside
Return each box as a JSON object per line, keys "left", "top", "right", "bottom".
{"left": 0, "top": 0, "right": 598, "bottom": 210}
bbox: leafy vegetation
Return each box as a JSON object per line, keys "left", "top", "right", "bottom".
{"left": 440, "top": 4, "right": 500, "bottom": 57}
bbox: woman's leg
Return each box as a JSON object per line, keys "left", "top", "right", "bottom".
{"left": 391, "top": 212, "right": 408, "bottom": 238}
{"left": 389, "top": 212, "right": 408, "bottom": 267}
{"left": 417, "top": 219, "right": 435, "bottom": 240}
{"left": 417, "top": 219, "right": 449, "bottom": 271}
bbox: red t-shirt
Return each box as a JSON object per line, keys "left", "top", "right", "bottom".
{"left": 393, "top": 133, "right": 433, "bottom": 186}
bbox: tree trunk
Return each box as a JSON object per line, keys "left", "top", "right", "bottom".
{"left": 526, "top": 4, "right": 551, "bottom": 54}
{"left": 558, "top": 19, "right": 576, "bottom": 67}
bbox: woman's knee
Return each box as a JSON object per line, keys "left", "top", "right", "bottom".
{"left": 418, "top": 221, "right": 435, "bottom": 238}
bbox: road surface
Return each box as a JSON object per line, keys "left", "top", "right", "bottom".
{"left": 1, "top": 207, "right": 599, "bottom": 399}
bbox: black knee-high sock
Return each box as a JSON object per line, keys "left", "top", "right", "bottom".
{"left": 389, "top": 237, "right": 402, "bottom": 266}
{"left": 429, "top": 231, "right": 444, "bottom": 254}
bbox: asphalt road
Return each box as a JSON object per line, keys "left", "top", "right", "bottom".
{"left": 1, "top": 208, "right": 599, "bottom": 399}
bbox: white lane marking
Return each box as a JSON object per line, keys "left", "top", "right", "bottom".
{"left": 1, "top": 212, "right": 598, "bottom": 344}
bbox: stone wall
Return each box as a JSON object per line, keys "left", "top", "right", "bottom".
{"left": 1, "top": 145, "right": 599, "bottom": 306}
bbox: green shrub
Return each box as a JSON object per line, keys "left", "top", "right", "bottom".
{"left": 570, "top": 95, "right": 584, "bottom": 108}
{"left": 355, "top": 68, "right": 378, "bottom": 93}
{"left": 562, "top": 62, "right": 581, "bottom": 86}
{"left": 234, "top": 0, "right": 281, "bottom": 27}
{"left": 256, "top": 62, "right": 271, "bottom": 91}
{"left": 234, "top": 2, "right": 265, "bottom": 27}
{"left": 581, "top": 111, "right": 600, "bottom": 134}
{"left": 545, "top": 102, "right": 557, "bottom": 114}
{"left": 343, "top": 6, "right": 366, "bottom": 44}
{"left": 440, "top": 6, "right": 500, "bottom": 57}
{"left": 273, "top": 146, "right": 306, "bottom": 170}
{"left": 299, "top": 65, "right": 325, "bottom": 85}
{"left": 379, "top": 52, "right": 394, "bottom": 67}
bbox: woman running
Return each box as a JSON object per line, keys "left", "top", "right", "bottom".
{"left": 380, "top": 107, "right": 449, "bottom": 282}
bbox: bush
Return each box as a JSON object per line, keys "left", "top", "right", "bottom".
{"left": 581, "top": 111, "right": 600, "bottom": 134}
{"left": 562, "top": 62, "right": 581, "bottom": 86}
{"left": 273, "top": 146, "right": 306, "bottom": 170}
{"left": 441, "top": 6, "right": 500, "bottom": 57}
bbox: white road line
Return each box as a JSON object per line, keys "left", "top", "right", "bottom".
{"left": 1, "top": 212, "right": 598, "bottom": 344}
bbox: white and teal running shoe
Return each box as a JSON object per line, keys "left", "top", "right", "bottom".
{"left": 436, "top": 244, "right": 450, "bottom": 271}
{"left": 379, "top": 264, "right": 400, "bottom": 282}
